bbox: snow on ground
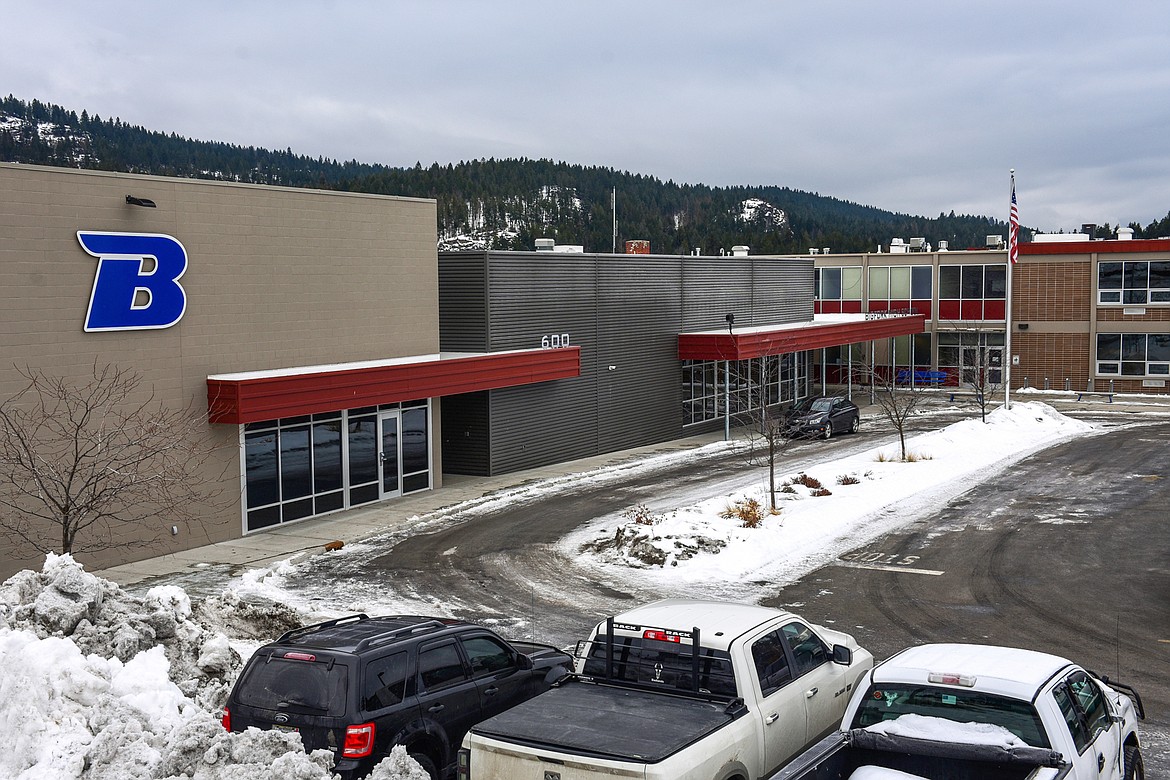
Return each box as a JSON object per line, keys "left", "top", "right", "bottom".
{"left": 0, "top": 555, "right": 426, "bottom": 780}
{"left": 561, "top": 401, "right": 1097, "bottom": 598}
{"left": 0, "top": 401, "right": 1101, "bottom": 778}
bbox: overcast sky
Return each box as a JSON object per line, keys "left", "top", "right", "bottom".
{"left": 6, "top": 1, "right": 1169, "bottom": 233}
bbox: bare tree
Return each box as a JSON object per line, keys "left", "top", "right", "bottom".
{"left": 0, "top": 363, "right": 226, "bottom": 557}
{"left": 959, "top": 335, "right": 1005, "bottom": 423}
{"left": 727, "top": 361, "right": 803, "bottom": 511}
{"left": 856, "top": 357, "right": 929, "bottom": 462}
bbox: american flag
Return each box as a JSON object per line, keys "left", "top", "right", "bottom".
{"left": 1008, "top": 177, "right": 1019, "bottom": 264}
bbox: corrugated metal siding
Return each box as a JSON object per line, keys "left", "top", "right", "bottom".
{"left": 437, "top": 251, "right": 816, "bottom": 476}
{"left": 595, "top": 256, "right": 684, "bottom": 452}
{"left": 484, "top": 254, "right": 601, "bottom": 474}
{"left": 438, "top": 253, "right": 489, "bottom": 351}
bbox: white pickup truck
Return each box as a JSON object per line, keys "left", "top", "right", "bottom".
{"left": 771, "top": 643, "right": 1146, "bottom": 780}
{"left": 457, "top": 598, "right": 874, "bottom": 780}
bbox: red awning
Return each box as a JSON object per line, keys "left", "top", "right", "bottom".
{"left": 207, "top": 347, "right": 581, "bottom": 424}
{"left": 678, "top": 314, "right": 926, "bottom": 361}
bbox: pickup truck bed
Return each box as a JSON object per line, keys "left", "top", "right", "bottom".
{"left": 773, "top": 728, "right": 1068, "bottom": 780}
{"left": 470, "top": 678, "right": 743, "bottom": 762}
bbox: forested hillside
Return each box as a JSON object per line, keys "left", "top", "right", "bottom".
{"left": 6, "top": 95, "right": 1166, "bottom": 253}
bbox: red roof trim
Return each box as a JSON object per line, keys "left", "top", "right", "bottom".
{"left": 678, "top": 315, "right": 926, "bottom": 361}
{"left": 1022, "top": 238, "right": 1170, "bottom": 255}
{"left": 207, "top": 348, "right": 581, "bottom": 424}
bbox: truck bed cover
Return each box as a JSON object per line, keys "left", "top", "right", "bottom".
{"left": 469, "top": 680, "right": 738, "bottom": 763}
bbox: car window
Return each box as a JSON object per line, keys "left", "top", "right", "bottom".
{"left": 751, "top": 630, "right": 792, "bottom": 697}
{"left": 418, "top": 642, "right": 469, "bottom": 691}
{"left": 361, "top": 651, "right": 410, "bottom": 712}
{"left": 781, "top": 622, "right": 828, "bottom": 676}
{"left": 809, "top": 398, "right": 832, "bottom": 412}
{"left": 235, "top": 656, "right": 349, "bottom": 716}
{"left": 1053, "top": 682, "right": 1092, "bottom": 753}
{"left": 581, "top": 635, "right": 738, "bottom": 697}
{"left": 462, "top": 635, "right": 516, "bottom": 677}
{"left": 1066, "top": 671, "right": 1112, "bottom": 745}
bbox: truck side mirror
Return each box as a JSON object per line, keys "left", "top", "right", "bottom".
{"left": 832, "top": 644, "right": 853, "bottom": 665}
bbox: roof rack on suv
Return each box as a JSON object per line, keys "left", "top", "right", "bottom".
{"left": 353, "top": 619, "right": 449, "bottom": 652}
{"left": 277, "top": 613, "right": 370, "bottom": 643}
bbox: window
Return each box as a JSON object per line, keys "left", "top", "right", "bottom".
{"left": 938, "top": 264, "right": 1007, "bottom": 321}
{"left": 852, "top": 683, "right": 1050, "bottom": 748}
{"left": 1053, "top": 672, "right": 1112, "bottom": 754}
{"left": 1096, "top": 333, "right": 1170, "bottom": 376}
{"left": 682, "top": 354, "right": 810, "bottom": 426}
{"left": 581, "top": 634, "right": 738, "bottom": 697}
{"left": 418, "top": 642, "right": 468, "bottom": 691}
{"left": 868, "top": 266, "right": 933, "bottom": 318}
{"left": 236, "top": 657, "right": 349, "bottom": 717}
{"left": 243, "top": 403, "right": 431, "bottom": 531}
{"left": 815, "top": 266, "right": 864, "bottom": 313}
{"left": 1098, "top": 260, "right": 1170, "bottom": 305}
{"left": 782, "top": 622, "right": 828, "bottom": 676}
{"left": 462, "top": 636, "right": 515, "bottom": 677}
{"left": 362, "top": 652, "right": 410, "bottom": 711}
{"left": 752, "top": 630, "right": 792, "bottom": 697}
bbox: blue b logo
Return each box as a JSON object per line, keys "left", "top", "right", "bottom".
{"left": 77, "top": 231, "right": 188, "bottom": 332}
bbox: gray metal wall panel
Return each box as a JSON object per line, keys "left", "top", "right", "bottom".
{"left": 437, "top": 251, "right": 816, "bottom": 476}
{"left": 438, "top": 252, "right": 489, "bottom": 351}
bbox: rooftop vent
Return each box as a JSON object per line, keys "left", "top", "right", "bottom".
{"left": 1117, "top": 227, "right": 1134, "bottom": 241}
{"left": 909, "top": 237, "right": 926, "bottom": 251}
{"left": 731, "top": 245, "right": 750, "bottom": 257}
{"left": 889, "top": 238, "right": 909, "bottom": 254}
{"left": 938, "top": 240, "right": 949, "bottom": 251}
{"left": 535, "top": 238, "right": 555, "bottom": 251}
{"left": 986, "top": 235, "right": 1005, "bottom": 249}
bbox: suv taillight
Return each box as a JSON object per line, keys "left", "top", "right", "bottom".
{"left": 343, "top": 722, "right": 376, "bottom": 758}
{"left": 221, "top": 707, "right": 230, "bottom": 731}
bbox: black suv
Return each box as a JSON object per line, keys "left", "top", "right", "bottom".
{"left": 222, "top": 614, "right": 572, "bottom": 779}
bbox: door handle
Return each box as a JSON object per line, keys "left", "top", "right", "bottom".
{"left": 765, "top": 713, "right": 779, "bottom": 725}
{"left": 428, "top": 703, "right": 445, "bottom": 713}
{"left": 806, "top": 687, "right": 819, "bottom": 699}
{"left": 1097, "top": 753, "right": 1105, "bottom": 772}
{"left": 483, "top": 686, "right": 499, "bottom": 696}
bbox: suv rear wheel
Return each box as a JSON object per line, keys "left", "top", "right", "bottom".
{"left": 409, "top": 751, "right": 438, "bottom": 780}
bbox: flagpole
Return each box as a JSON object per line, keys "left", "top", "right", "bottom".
{"left": 1004, "top": 169, "right": 1017, "bottom": 411}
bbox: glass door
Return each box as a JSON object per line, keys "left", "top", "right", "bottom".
{"left": 378, "top": 411, "right": 401, "bottom": 498}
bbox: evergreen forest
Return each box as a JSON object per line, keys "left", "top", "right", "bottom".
{"left": 5, "top": 95, "right": 1169, "bottom": 254}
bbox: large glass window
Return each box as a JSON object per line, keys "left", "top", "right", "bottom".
{"left": 815, "top": 266, "right": 864, "bottom": 313}
{"left": 1098, "top": 260, "right": 1170, "bottom": 305}
{"left": 682, "top": 354, "right": 810, "bottom": 425}
{"left": 938, "top": 264, "right": 1007, "bottom": 321}
{"left": 244, "top": 402, "right": 431, "bottom": 532}
{"left": 1096, "top": 332, "right": 1170, "bottom": 376}
{"left": 868, "top": 265, "right": 932, "bottom": 317}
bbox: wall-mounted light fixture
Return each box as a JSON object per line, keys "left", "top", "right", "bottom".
{"left": 125, "top": 195, "right": 157, "bottom": 208}
{"left": 1018, "top": 323, "right": 1029, "bottom": 330}
{"left": 725, "top": 312, "right": 735, "bottom": 336}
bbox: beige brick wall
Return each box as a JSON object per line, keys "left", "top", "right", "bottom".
{"left": 1, "top": 163, "right": 439, "bottom": 576}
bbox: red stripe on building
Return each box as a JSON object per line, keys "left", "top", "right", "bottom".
{"left": 207, "top": 348, "right": 581, "bottom": 424}
{"left": 1021, "top": 238, "right": 1170, "bottom": 255}
{"left": 677, "top": 315, "right": 926, "bottom": 361}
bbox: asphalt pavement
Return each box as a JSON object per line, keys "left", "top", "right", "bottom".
{"left": 94, "top": 389, "right": 1170, "bottom": 589}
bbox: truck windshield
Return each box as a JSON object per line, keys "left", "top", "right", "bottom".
{"left": 851, "top": 683, "right": 1050, "bottom": 748}
{"left": 581, "top": 635, "right": 738, "bottom": 698}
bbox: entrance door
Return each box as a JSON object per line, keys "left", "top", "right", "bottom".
{"left": 960, "top": 344, "right": 1004, "bottom": 386}
{"left": 378, "top": 411, "right": 401, "bottom": 498}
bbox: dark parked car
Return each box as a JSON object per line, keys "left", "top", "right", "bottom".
{"left": 222, "top": 614, "right": 572, "bottom": 780}
{"left": 782, "top": 395, "right": 860, "bottom": 439}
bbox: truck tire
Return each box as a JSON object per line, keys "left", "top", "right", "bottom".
{"left": 409, "top": 752, "right": 438, "bottom": 780}
{"left": 1124, "top": 744, "right": 1145, "bottom": 780}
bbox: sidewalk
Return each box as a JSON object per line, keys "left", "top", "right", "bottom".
{"left": 95, "top": 389, "right": 1168, "bottom": 589}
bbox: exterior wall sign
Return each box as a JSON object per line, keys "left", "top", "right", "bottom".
{"left": 76, "top": 231, "right": 188, "bottom": 331}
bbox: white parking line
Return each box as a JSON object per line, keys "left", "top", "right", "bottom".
{"left": 834, "top": 561, "right": 945, "bottom": 576}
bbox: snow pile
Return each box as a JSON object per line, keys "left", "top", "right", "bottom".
{"left": 0, "top": 555, "right": 425, "bottom": 779}
{"left": 864, "top": 713, "right": 1028, "bottom": 748}
{"left": 568, "top": 402, "right": 1096, "bottom": 587}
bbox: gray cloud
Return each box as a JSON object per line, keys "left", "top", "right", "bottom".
{"left": 6, "top": 1, "right": 1169, "bottom": 232}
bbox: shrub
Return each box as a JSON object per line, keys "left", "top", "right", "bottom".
{"left": 779, "top": 484, "right": 797, "bottom": 494}
{"left": 874, "top": 452, "right": 892, "bottom": 462}
{"left": 623, "top": 503, "right": 662, "bottom": 526}
{"left": 810, "top": 487, "right": 833, "bottom": 497}
{"left": 720, "top": 497, "right": 766, "bottom": 528}
{"left": 793, "top": 473, "right": 823, "bottom": 489}
{"left": 836, "top": 474, "right": 860, "bottom": 485}
{"left": 905, "top": 452, "right": 933, "bottom": 462}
